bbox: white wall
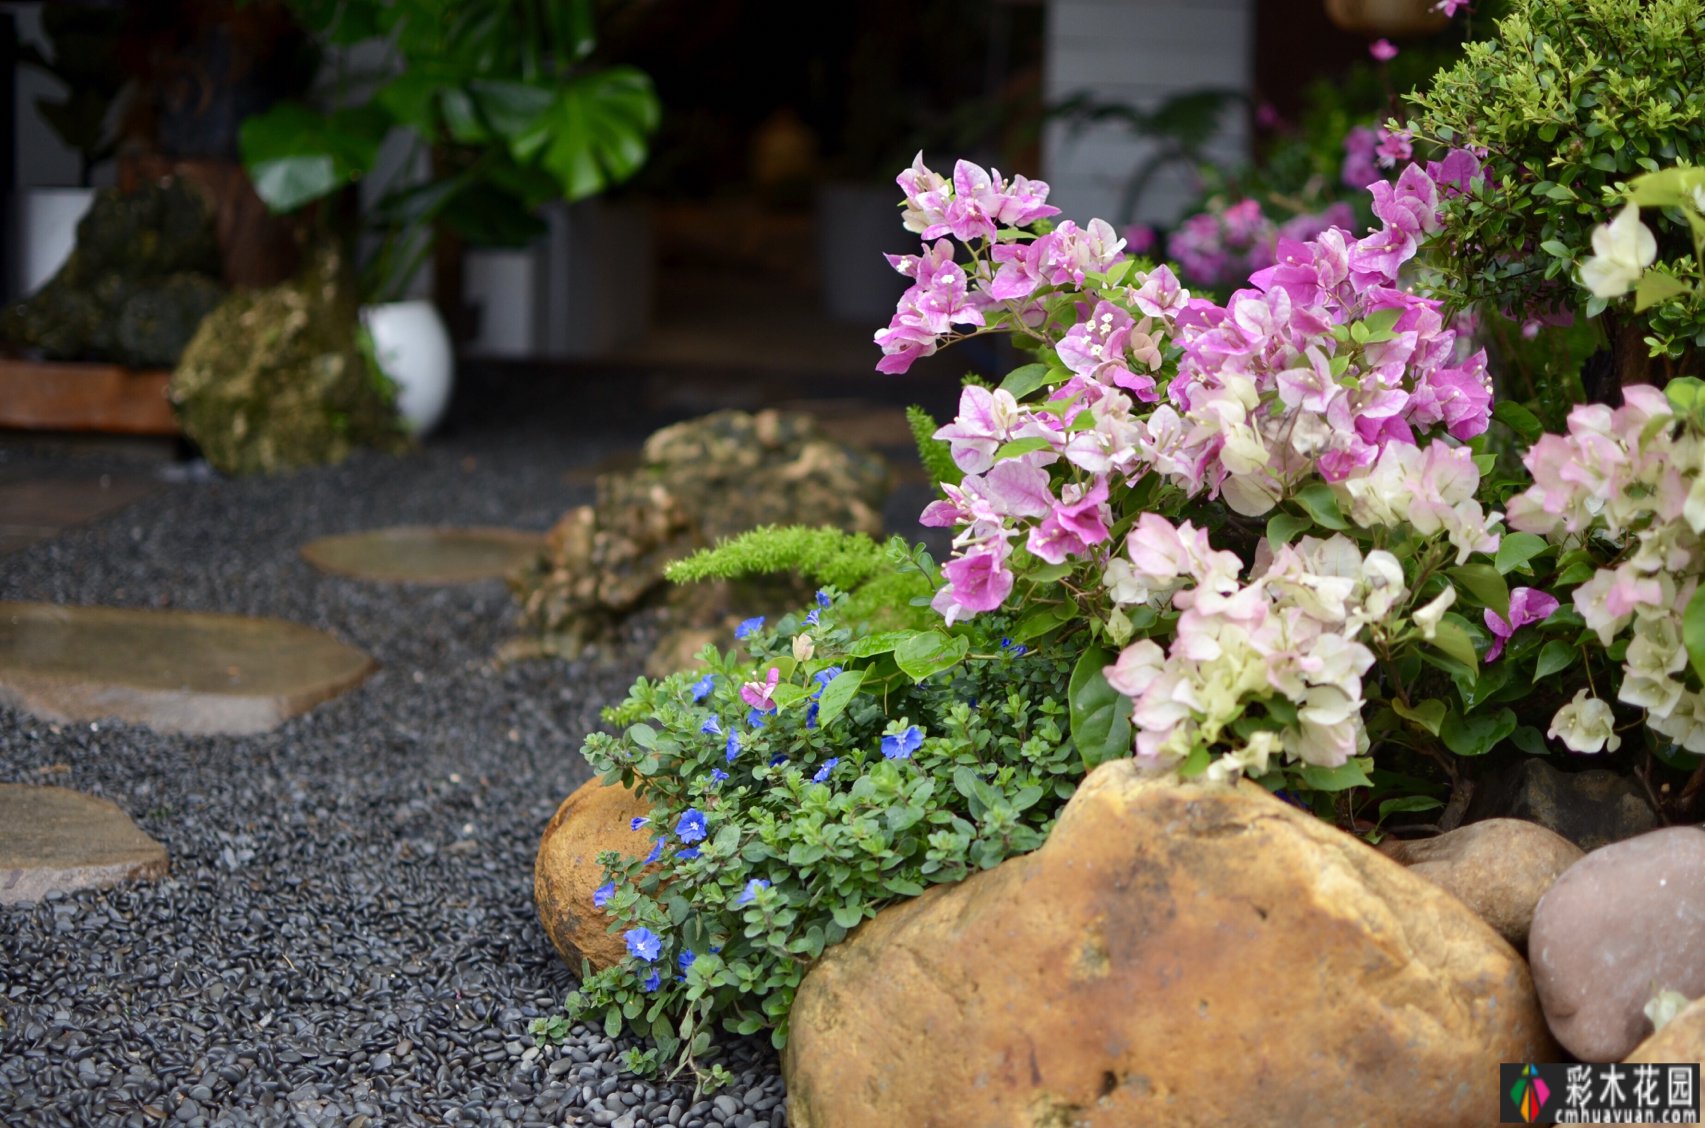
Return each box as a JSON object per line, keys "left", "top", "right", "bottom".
{"left": 1042, "top": 0, "right": 1254, "bottom": 229}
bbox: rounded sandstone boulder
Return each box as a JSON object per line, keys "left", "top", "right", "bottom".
{"left": 1530, "top": 826, "right": 1705, "bottom": 1061}
{"left": 534, "top": 778, "right": 653, "bottom": 971}
{"left": 783, "top": 761, "right": 1556, "bottom": 1128}
{"left": 1380, "top": 817, "right": 1583, "bottom": 948}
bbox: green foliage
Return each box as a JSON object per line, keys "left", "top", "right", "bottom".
{"left": 1407, "top": 0, "right": 1705, "bottom": 323}
{"left": 239, "top": 0, "right": 659, "bottom": 300}
{"left": 663, "top": 527, "right": 890, "bottom": 590}
{"left": 906, "top": 406, "right": 963, "bottom": 488}
{"left": 563, "top": 598, "right": 1081, "bottom": 1078}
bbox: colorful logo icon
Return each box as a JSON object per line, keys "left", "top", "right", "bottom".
{"left": 1510, "top": 1063, "right": 1551, "bottom": 1123}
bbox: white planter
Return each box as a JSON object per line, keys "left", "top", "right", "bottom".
{"left": 361, "top": 299, "right": 454, "bottom": 436}
{"left": 7, "top": 187, "right": 96, "bottom": 301}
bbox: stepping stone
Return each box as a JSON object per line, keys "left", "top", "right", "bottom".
{"left": 0, "top": 602, "right": 375, "bottom": 735}
{"left": 1, "top": 784, "right": 169, "bottom": 905}
{"left": 300, "top": 526, "right": 544, "bottom": 583}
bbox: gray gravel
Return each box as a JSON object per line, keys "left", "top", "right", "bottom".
{"left": 0, "top": 390, "right": 812, "bottom": 1128}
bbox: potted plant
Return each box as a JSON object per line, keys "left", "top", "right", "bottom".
{"left": 238, "top": 0, "right": 660, "bottom": 432}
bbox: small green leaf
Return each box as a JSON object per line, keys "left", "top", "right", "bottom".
{"left": 1492, "top": 401, "right": 1543, "bottom": 444}
{"left": 1377, "top": 795, "right": 1444, "bottom": 820}
{"left": 1533, "top": 639, "right": 1576, "bottom": 682}
{"left": 894, "top": 631, "right": 970, "bottom": 682}
{"left": 843, "top": 631, "right": 912, "bottom": 658}
{"left": 628, "top": 723, "right": 657, "bottom": 749}
{"left": 1296, "top": 757, "right": 1374, "bottom": 791}
{"left": 1068, "top": 647, "right": 1133, "bottom": 772}
{"left": 1291, "top": 483, "right": 1348, "bottom": 530}
{"left": 830, "top": 904, "right": 864, "bottom": 929}
{"left": 815, "top": 668, "right": 865, "bottom": 728}
{"left": 1265, "top": 511, "right": 1313, "bottom": 548}
{"left": 1010, "top": 603, "right": 1075, "bottom": 642}
{"left": 1430, "top": 615, "right": 1482, "bottom": 674}
{"left": 1449, "top": 563, "right": 1510, "bottom": 620}
{"left": 1685, "top": 584, "right": 1705, "bottom": 685}
{"left": 1494, "top": 532, "right": 1549, "bottom": 575}
{"left": 1439, "top": 707, "right": 1517, "bottom": 757}
{"left": 1392, "top": 697, "right": 1447, "bottom": 736}
{"left": 997, "top": 363, "right": 1050, "bottom": 399}
{"left": 991, "top": 437, "right": 1055, "bottom": 462}
{"left": 1634, "top": 271, "right": 1689, "bottom": 312}
{"left": 1509, "top": 725, "right": 1548, "bottom": 758}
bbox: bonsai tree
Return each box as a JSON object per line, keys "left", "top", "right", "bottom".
{"left": 238, "top": 0, "right": 660, "bottom": 302}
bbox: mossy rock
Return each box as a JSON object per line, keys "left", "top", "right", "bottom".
{"left": 510, "top": 409, "right": 891, "bottom": 658}
{"left": 0, "top": 180, "right": 226, "bottom": 367}
{"left": 170, "top": 242, "right": 407, "bottom": 476}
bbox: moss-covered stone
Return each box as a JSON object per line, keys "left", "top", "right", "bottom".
{"left": 169, "top": 242, "right": 407, "bottom": 476}
{"left": 509, "top": 409, "right": 890, "bottom": 659}
{"left": 0, "top": 180, "right": 225, "bottom": 367}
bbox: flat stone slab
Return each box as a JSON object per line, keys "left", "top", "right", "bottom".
{"left": 300, "top": 526, "right": 545, "bottom": 583}
{"left": 1, "top": 784, "right": 169, "bottom": 905}
{"left": 0, "top": 601, "right": 376, "bottom": 735}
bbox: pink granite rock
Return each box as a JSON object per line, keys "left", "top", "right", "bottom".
{"left": 1529, "top": 827, "right": 1705, "bottom": 1061}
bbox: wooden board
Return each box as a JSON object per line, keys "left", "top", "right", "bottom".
{"left": 0, "top": 358, "right": 179, "bottom": 436}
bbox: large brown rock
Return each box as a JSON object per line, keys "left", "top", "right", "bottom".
{"left": 1530, "top": 827, "right": 1705, "bottom": 1061}
{"left": 534, "top": 779, "right": 654, "bottom": 971}
{"left": 1380, "top": 818, "right": 1583, "bottom": 948}
{"left": 1628, "top": 994, "right": 1705, "bottom": 1066}
{"left": 784, "top": 761, "right": 1555, "bottom": 1128}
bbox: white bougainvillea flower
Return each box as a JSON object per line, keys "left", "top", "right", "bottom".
{"left": 1549, "top": 689, "right": 1621, "bottom": 753}
{"left": 1579, "top": 203, "right": 1657, "bottom": 299}
{"left": 1411, "top": 585, "right": 1456, "bottom": 640}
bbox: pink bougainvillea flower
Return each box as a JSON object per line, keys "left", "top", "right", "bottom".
{"left": 1483, "top": 588, "right": 1561, "bottom": 661}
{"left": 739, "top": 667, "right": 781, "bottom": 713}
{"left": 1434, "top": 0, "right": 1468, "bottom": 16}
{"left": 1369, "top": 39, "right": 1398, "bottom": 62}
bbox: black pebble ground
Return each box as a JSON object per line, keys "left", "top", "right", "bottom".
{"left": 0, "top": 367, "right": 948, "bottom": 1128}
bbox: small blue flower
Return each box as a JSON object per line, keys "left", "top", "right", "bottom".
{"left": 735, "top": 616, "right": 765, "bottom": 640}
{"left": 700, "top": 715, "right": 722, "bottom": 736}
{"left": 769, "top": 754, "right": 788, "bottom": 767}
{"left": 812, "top": 667, "right": 843, "bottom": 698}
{"left": 642, "top": 969, "right": 661, "bottom": 992}
{"left": 677, "top": 847, "right": 701, "bottom": 860}
{"left": 625, "top": 928, "right": 662, "bottom": 962}
{"left": 643, "top": 838, "right": 663, "bottom": 865}
{"left": 593, "top": 881, "right": 615, "bottom": 909}
{"left": 690, "top": 674, "right": 716, "bottom": 702}
{"left": 710, "top": 768, "right": 729, "bottom": 783}
{"left": 630, "top": 816, "right": 649, "bottom": 832}
{"left": 1011, "top": 644, "right": 1028, "bottom": 657}
{"left": 677, "top": 949, "right": 696, "bottom": 972}
{"left": 710, "top": 945, "right": 721, "bottom": 954}
{"left": 726, "top": 732, "right": 740, "bottom": 763}
{"left": 811, "top": 758, "right": 839, "bottom": 784}
{"left": 747, "top": 708, "right": 767, "bottom": 728}
{"left": 804, "top": 608, "right": 821, "bottom": 626}
{"left": 676, "top": 809, "right": 707, "bottom": 844}
{"left": 805, "top": 702, "right": 819, "bottom": 730}
{"left": 1000, "top": 637, "right": 1014, "bottom": 649}
{"left": 816, "top": 590, "right": 832, "bottom": 609}
{"left": 881, "top": 725, "right": 924, "bottom": 760}
{"left": 736, "top": 878, "right": 770, "bottom": 906}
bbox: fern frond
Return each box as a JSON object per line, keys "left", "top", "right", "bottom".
{"left": 664, "top": 526, "right": 889, "bottom": 589}
{"left": 905, "top": 405, "right": 962, "bottom": 487}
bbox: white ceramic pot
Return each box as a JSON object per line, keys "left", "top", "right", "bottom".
{"left": 361, "top": 299, "right": 454, "bottom": 436}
